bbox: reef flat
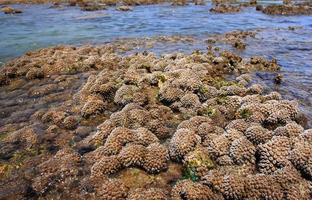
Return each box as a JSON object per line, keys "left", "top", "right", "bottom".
{"left": 0, "top": 35, "right": 312, "bottom": 199}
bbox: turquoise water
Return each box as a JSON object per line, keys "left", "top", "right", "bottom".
{"left": 0, "top": 2, "right": 312, "bottom": 124}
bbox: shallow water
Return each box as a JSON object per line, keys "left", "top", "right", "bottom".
{"left": 0, "top": 1, "right": 312, "bottom": 125}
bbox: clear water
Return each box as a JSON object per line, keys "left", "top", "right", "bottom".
{"left": 0, "top": 2, "right": 311, "bottom": 125}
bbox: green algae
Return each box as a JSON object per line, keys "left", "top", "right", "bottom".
{"left": 0, "top": 131, "right": 8, "bottom": 141}
{"left": 239, "top": 108, "right": 253, "bottom": 119}
{"left": 182, "top": 148, "right": 215, "bottom": 182}
{"left": 198, "top": 105, "right": 217, "bottom": 118}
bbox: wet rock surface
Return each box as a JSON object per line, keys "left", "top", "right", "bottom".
{"left": 1, "top": 6, "right": 22, "bottom": 14}
{"left": 262, "top": 4, "right": 312, "bottom": 15}
{"left": 0, "top": 36, "right": 311, "bottom": 199}
{"left": 210, "top": 4, "right": 241, "bottom": 13}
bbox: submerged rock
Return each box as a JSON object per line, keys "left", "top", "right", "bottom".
{"left": 1, "top": 6, "right": 22, "bottom": 14}
{"left": 116, "top": 5, "right": 133, "bottom": 11}
{"left": 263, "top": 5, "right": 312, "bottom": 15}
{"left": 210, "top": 4, "right": 241, "bottom": 13}
{"left": 80, "top": 3, "right": 106, "bottom": 11}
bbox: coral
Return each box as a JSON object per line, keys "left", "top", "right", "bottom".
{"left": 245, "top": 174, "right": 284, "bottom": 200}
{"left": 178, "top": 93, "right": 201, "bottom": 114}
{"left": 273, "top": 121, "right": 304, "bottom": 138}
{"left": 133, "top": 127, "right": 159, "bottom": 146}
{"left": 169, "top": 128, "right": 201, "bottom": 161}
{"left": 4, "top": 125, "right": 42, "bottom": 147}
{"left": 206, "top": 134, "right": 231, "bottom": 160}
{"left": 119, "top": 144, "right": 146, "bottom": 167}
{"left": 171, "top": 180, "right": 214, "bottom": 200}
{"left": 247, "top": 84, "right": 263, "bottom": 94}
{"left": 62, "top": 115, "right": 79, "bottom": 130}
{"left": 95, "top": 178, "right": 129, "bottom": 200}
{"left": 219, "top": 175, "right": 247, "bottom": 200}
{"left": 266, "top": 100, "right": 300, "bottom": 124}
{"left": 114, "top": 84, "right": 147, "bottom": 106}
{"left": 103, "top": 127, "right": 135, "bottom": 155}
{"left": 229, "top": 136, "right": 256, "bottom": 165}
{"left": 1, "top": 34, "right": 312, "bottom": 199}
{"left": 300, "top": 129, "right": 312, "bottom": 143}
{"left": 245, "top": 124, "right": 272, "bottom": 145}
{"left": 237, "top": 99, "right": 299, "bottom": 124}
{"left": 91, "top": 155, "right": 122, "bottom": 176}
{"left": 177, "top": 116, "right": 212, "bottom": 134}
{"left": 41, "top": 110, "right": 67, "bottom": 125}
{"left": 90, "top": 81, "right": 118, "bottom": 100}
{"left": 290, "top": 139, "right": 312, "bottom": 180}
{"left": 81, "top": 99, "right": 107, "bottom": 118}
{"left": 236, "top": 74, "right": 252, "bottom": 83}
{"left": 220, "top": 85, "right": 246, "bottom": 96}
{"left": 146, "top": 119, "right": 172, "bottom": 139}
{"left": 197, "top": 122, "right": 222, "bottom": 141}
{"left": 257, "top": 136, "right": 291, "bottom": 174}
{"left": 158, "top": 84, "right": 184, "bottom": 104}
{"left": 143, "top": 143, "right": 169, "bottom": 173}
{"left": 226, "top": 119, "right": 249, "bottom": 132}
{"left": 264, "top": 91, "right": 282, "bottom": 101}
{"left": 32, "top": 148, "right": 81, "bottom": 194}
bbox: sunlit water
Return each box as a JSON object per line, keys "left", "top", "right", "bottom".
{"left": 0, "top": 1, "right": 311, "bottom": 125}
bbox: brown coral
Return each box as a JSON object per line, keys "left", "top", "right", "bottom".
{"left": 119, "top": 144, "right": 146, "bottom": 167}
{"left": 143, "top": 143, "right": 169, "bottom": 173}
{"left": 229, "top": 136, "right": 256, "bottom": 165}
{"left": 273, "top": 121, "right": 304, "bottom": 138}
{"left": 245, "top": 124, "right": 272, "bottom": 145}
{"left": 81, "top": 99, "right": 107, "bottom": 118}
{"left": 257, "top": 136, "right": 291, "bottom": 174}
{"left": 95, "top": 178, "right": 129, "bottom": 200}
{"left": 32, "top": 148, "right": 81, "bottom": 195}
{"left": 91, "top": 155, "right": 122, "bottom": 176}
{"left": 169, "top": 128, "right": 201, "bottom": 161}
{"left": 171, "top": 180, "right": 214, "bottom": 200}
{"left": 290, "top": 139, "right": 312, "bottom": 180}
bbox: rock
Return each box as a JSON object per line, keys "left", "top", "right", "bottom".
{"left": 194, "top": 0, "right": 205, "bottom": 5}
{"left": 172, "top": 0, "right": 188, "bottom": 6}
{"left": 116, "top": 6, "right": 133, "bottom": 11}
{"left": 263, "top": 5, "right": 312, "bottom": 15}
{"left": 210, "top": 4, "right": 241, "bottom": 13}
{"left": 80, "top": 3, "right": 106, "bottom": 11}
{"left": 283, "top": 0, "right": 292, "bottom": 5}
{"left": 1, "top": 6, "right": 22, "bottom": 14}
{"left": 256, "top": 5, "right": 263, "bottom": 11}
{"left": 25, "top": 68, "right": 44, "bottom": 80}
{"left": 274, "top": 73, "right": 283, "bottom": 84}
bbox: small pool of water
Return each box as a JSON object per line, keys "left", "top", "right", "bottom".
{"left": 0, "top": 1, "right": 311, "bottom": 125}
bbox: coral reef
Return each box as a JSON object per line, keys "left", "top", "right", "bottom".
{"left": 0, "top": 39, "right": 311, "bottom": 200}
